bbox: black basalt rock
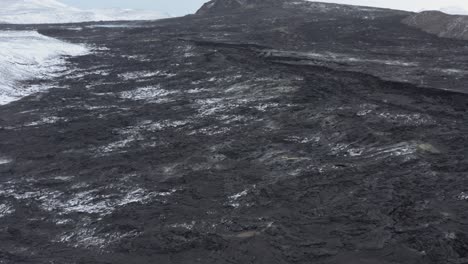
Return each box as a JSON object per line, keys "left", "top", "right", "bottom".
{"left": 196, "top": 0, "right": 286, "bottom": 15}
{"left": 1, "top": 1, "right": 468, "bottom": 264}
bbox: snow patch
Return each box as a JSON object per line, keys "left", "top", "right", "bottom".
{"left": 227, "top": 186, "right": 256, "bottom": 208}
{"left": 285, "top": 135, "right": 321, "bottom": 144}
{"left": 86, "top": 24, "right": 139, "bottom": 29}
{"left": 254, "top": 103, "right": 280, "bottom": 112}
{"left": 118, "top": 71, "right": 173, "bottom": 81}
{"left": 331, "top": 142, "right": 419, "bottom": 161}
{"left": 118, "top": 86, "right": 178, "bottom": 102}
{"left": 54, "top": 176, "right": 74, "bottom": 181}
{"left": 297, "top": 51, "right": 418, "bottom": 67}
{"left": 439, "top": 68, "right": 467, "bottom": 75}
{"left": 230, "top": 190, "right": 248, "bottom": 200}
{"left": 0, "top": 203, "right": 14, "bottom": 218}
{"left": 457, "top": 192, "right": 468, "bottom": 201}
{"left": 189, "top": 126, "right": 231, "bottom": 136}
{"left": 170, "top": 221, "right": 196, "bottom": 230}
{"left": 0, "top": 30, "right": 89, "bottom": 105}
{"left": 97, "top": 120, "right": 188, "bottom": 154}
{"left": 58, "top": 224, "right": 140, "bottom": 249}
{"left": 0, "top": 178, "right": 178, "bottom": 217}
{"left": 98, "top": 135, "right": 140, "bottom": 154}
{"left": 377, "top": 112, "right": 434, "bottom": 126}
{"left": 196, "top": 98, "right": 250, "bottom": 117}
{"left": 186, "top": 88, "right": 212, "bottom": 94}
{"left": 0, "top": 158, "right": 12, "bottom": 165}
{"left": 140, "top": 120, "right": 189, "bottom": 131}
{"left": 25, "top": 116, "right": 65, "bottom": 126}
{"left": 228, "top": 190, "right": 248, "bottom": 208}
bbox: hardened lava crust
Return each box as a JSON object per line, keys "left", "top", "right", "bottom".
{"left": 1, "top": 0, "right": 468, "bottom": 263}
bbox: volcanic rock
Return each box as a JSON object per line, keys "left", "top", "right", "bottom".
{"left": 196, "top": 0, "right": 285, "bottom": 15}
{"left": 0, "top": 1, "right": 468, "bottom": 264}
{"left": 403, "top": 11, "right": 468, "bottom": 40}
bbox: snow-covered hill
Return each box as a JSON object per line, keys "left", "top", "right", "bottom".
{"left": 0, "top": 0, "right": 168, "bottom": 24}
{"left": 0, "top": 31, "right": 89, "bottom": 104}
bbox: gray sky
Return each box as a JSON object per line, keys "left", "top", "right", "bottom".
{"left": 62, "top": 0, "right": 468, "bottom": 16}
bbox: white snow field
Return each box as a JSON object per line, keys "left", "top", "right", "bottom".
{"left": 0, "top": 31, "right": 89, "bottom": 105}
{"left": 0, "top": 0, "right": 168, "bottom": 24}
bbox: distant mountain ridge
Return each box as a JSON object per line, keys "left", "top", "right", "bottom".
{"left": 0, "top": 0, "right": 168, "bottom": 24}
{"left": 195, "top": 0, "right": 408, "bottom": 16}
{"left": 403, "top": 11, "right": 468, "bottom": 40}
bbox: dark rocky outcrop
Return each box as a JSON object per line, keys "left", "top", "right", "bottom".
{"left": 403, "top": 11, "right": 468, "bottom": 40}
{"left": 196, "top": 0, "right": 285, "bottom": 15}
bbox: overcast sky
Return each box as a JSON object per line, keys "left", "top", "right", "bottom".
{"left": 61, "top": 0, "right": 468, "bottom": 16}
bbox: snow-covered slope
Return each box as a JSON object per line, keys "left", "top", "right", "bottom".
{"left": 0, "top": 0, "right": 168, "bottom": 24}
{"left": 0, "top": 31, "right": 89, "bottom": 104}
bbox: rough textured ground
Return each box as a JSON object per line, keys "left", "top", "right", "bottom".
{"left": 1, "top": 0, "right": 468, "bottom": 263}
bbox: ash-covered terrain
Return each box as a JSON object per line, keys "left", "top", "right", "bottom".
{"left": 404, "top": 11, "right": 468, "bottom": 41}
{"left": 1, "top": 0, "right": 468, "bottom": 263}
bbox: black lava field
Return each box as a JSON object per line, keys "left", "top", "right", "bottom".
{"left": 1, "top": 1, "right": 468, "bottom": 263}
